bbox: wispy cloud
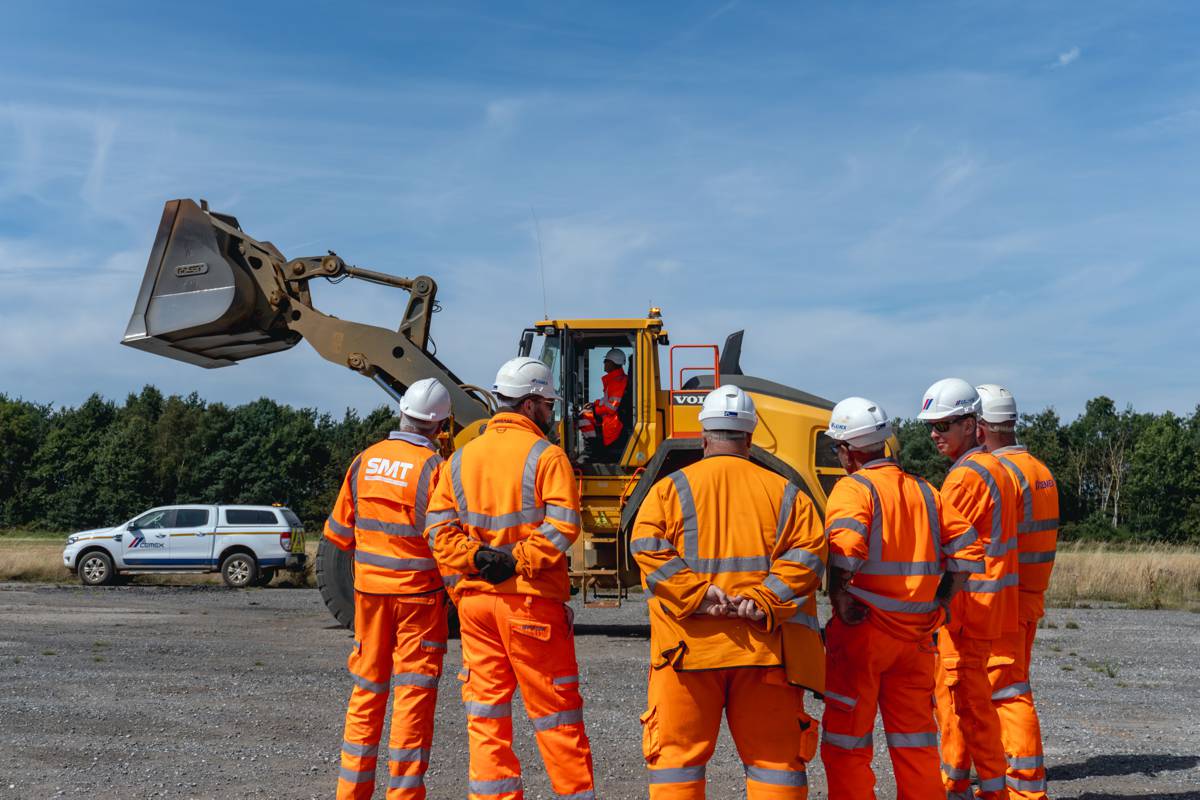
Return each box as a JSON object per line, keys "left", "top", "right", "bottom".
{"left": 1054, "top": 46, "right": 1081, "bottom": 68}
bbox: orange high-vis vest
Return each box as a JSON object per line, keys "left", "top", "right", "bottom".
{"left": 992, "top": 445, "right": 1059, "bottom": 622}
{"left": 824, "top": 459, "right": 986, "bottom": 642}
{"left": 631, "top": 454, "right": 827, "bottom": 693}
{"left": 941, "top": 447, "right": 1021, "bottom": 640}
{"left": 425, "top": 412, "right": 581, "bottom": 601}
{"left": 324, "top": 432, "right": 444, "bottom": 595}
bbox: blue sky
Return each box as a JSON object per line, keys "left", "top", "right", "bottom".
{"left": 2, "top": 1, "right": 1198, "bottom": 421}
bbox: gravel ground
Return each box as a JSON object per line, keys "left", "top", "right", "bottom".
{"left": 0, "top": 583, "right": 1197, "bottom": 799}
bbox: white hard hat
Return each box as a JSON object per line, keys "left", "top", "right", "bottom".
{"left": 493, "top": 357, "right": 560, "bottom": 401}
{"left": 827, "top": 397, "right": 892, "bottom": 448}
{"left": 604, "top": 348, "right": 627, "bottom": 368}
{"left": 698, "top": 384, "right": 758, "bottom": 433}
{"left": 399, "top": 378, "right": 452, "bottom": 422}
{"left": 917, "top": 377, "right": 981, "bottom": 421}
{"left": 976, "top": 383, "right": 1018, "bottom": 423}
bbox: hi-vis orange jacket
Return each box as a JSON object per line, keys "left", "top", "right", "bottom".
{"left": 942, "top": 447, "right": 1021, "bottom": 639}
{"left": 825, "top": 458, "right": 985, "bottom": 642}
{"left": 631, "top": 455, "right": 827, "bottom": 693}
{"left": 324, "top": 431, "right": 443, "bottom": 595}
{"left": 594, "top": 367, "right": 627, "bottom": 446}
{"left": 425, "top": 413, "right": 580, "bottom": 601}
{"left": 992, "top": 445, "right": 1059, "bottom": 622}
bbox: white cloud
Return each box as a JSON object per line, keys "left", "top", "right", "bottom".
{"left": 1054, "top": 46, "right": 1081, "bottom": 68}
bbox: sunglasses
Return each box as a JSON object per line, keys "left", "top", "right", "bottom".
{"left": 829, "top": 441, "right": 848, "bottom": 456}
{"left": 926, "top": 419, "right": 963, "bottom": 433}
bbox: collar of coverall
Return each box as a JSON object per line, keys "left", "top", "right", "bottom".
{"left": 862, "top": 457, "right": 898, "bottom": 470}
{"left": 387, "top": 430, "right": 439, "bottom": 451}
{"left": 486, "top": 411, "right": 547, "bottom": 439}
{"left": 990, "top": 444, "right": 1028, "bottom": 454}
{"left": 950, "top": 444, "right": 986, "bottom": 471}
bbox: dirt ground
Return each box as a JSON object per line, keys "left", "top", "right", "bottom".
{"left": 0, "top": 583, "right": 1197, "bottom": 799}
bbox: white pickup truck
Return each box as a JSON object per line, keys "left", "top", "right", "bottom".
{"left": 63, "top": 504, "right": 307, "bottom": 588}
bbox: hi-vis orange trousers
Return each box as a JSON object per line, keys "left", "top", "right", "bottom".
{"left": 935, "top": 628, "right": 1008, "bottom": 800}
{"left": 642, "top": 664, "right": 814, "bottom": 799}
{"left": 989, "top": 619, "right": 1049, "bottom": 799}
{"left": 457, "top": 592, "right": 595, "bottom": 800}
{"left": 338, "top": 591, "right": 447, "bottom": 800}
{"left": 820, "top": 618, "right": 942, "bottom": 800}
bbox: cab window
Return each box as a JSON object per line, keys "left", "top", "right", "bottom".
{"left": 131, "top": 509, "right": 173, "bottom": 529}
{"left": 224, "top": 509, "right": 280, "bottom": 525}
{"left": 175, "top": 509, "right": 210, "bottom": 527}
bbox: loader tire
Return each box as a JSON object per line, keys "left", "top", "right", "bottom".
{"left": 317, "top": 538, "right": 355, "bottom": 630}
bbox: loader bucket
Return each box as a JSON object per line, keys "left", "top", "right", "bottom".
{"left": 121, "top": 199, "right": 299, "bottom": 368}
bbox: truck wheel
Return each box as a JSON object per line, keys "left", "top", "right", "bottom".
{"left": 316, "top": 538, "right": 355, "bottom": 630}
{"left": 79, "top": 551, "right": 116, "bottom": 586}
{"left": 254, "top": 569, "right": 276, "bottom": 587}
{"left": 221, "top": 553, "right": 258, "bottom": 588}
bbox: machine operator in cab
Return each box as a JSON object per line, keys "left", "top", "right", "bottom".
{"left": 578, "top": 347, "right": 628, "bottom": 456}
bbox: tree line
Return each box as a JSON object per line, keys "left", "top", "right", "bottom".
{"left": 1, "top": 388, "right": 1196, "bottom": 543}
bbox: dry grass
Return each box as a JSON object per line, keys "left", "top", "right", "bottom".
{"left": 0, "top": 539, "right": 319, "bottom": 587}
{"left": 1049, "top": 543, "right": 1200, "bottom": 610}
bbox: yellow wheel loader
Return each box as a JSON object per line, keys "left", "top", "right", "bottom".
{"left": 122, "top": 199, "right": 844, "bottom": 627}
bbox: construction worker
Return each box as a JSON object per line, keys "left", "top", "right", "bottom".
{"left": 425, "top": 356, "right": 595, "bottom": 800}
{"left": 324, "top": 378, "right": 453, "bottom": 800}
{"left": 918, "top": 378, "right": 1021, "bottom": 800}
{"left": 976, "top": 384, "right": 1058, "bottom": 799}
{"left": 631, "top": 384, "right": 826, "bottom": 800}
{"left": 579, "top": 347, "right": 628, "bottom": 453}
{"left": 821, "top": 397, "right": 985, "bottom": 800}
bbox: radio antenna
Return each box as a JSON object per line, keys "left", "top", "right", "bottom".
{"left": 530, "top": 207, "right": 548, "bottom": 320}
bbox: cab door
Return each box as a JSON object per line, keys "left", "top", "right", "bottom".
{"left": 169, "top": 507, "right": 216, "bottom": 568}
{"left": 119, "top": 508, "right": 173, "bottom": 566}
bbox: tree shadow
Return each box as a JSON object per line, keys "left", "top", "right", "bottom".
{"left": 1049, "top": 753, "right": 1199, "bottom": 781}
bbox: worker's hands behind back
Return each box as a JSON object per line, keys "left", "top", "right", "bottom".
{"left": 474, "top": 546, "right": 517, "bottom": 584}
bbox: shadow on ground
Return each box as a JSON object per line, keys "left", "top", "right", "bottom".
{"left": 1060, "top": 793, "right": 1200, "bottom": 800}
{"left": 574, "top": 623, "right": 650, "bottom": 638}
{"left": 1050, "top": 754, "right": 1199, "bottom": 781}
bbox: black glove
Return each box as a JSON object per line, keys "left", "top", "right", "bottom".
{"left": 474, "top": 546, "right": 517, "bottom": 584}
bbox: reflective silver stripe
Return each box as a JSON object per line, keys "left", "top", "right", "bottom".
{"left": 393, "top": 672, "right": 439, "bottom": 688}
{"left": 1007, "top": 754, "right": 1044, "bottom": 769}
{"left": 356, "top": 517, "right": 422, "bottom": 538}
{"left": 557, "top": 791, "right": 597, "bottom": 800}
{"left": 1019, "top": 550, "right": 1056, "bottom": 564}
{"left": 630, "top": 537, "right": 676, "bottom": 554}
{"left": 354, "top": 551, "right": 437, "bottom": 572}
{"left": 784, "top": 607, "right": 821, "bottom": 630}
{"left": 443, "top": 573, "right": 461, "bottom": 587}
{"left": 412, "top": 454, "right": 442, "bottom": 533}
{"left": 537, "top": 521, "right": 572, "bottom": 553}
{"left": 553, "top": 674, "right": 579, "bottom": 685}
{"left": 351, "top": 673, "right": 388, "bottom": 694}
{"left": 775, "top": 482, "right": 800, "bottom": 542}
{"left": 1007, "top": 776, "right": 1048, "bottom": 792}
{"left": 339, "top": 766, "right": 374, "bottom": 783}
{"left": 522, "top": 438, "right": 552, "bottom": 508}
{"left": 947, "top": 791, "right": 974, "bottom": 800}
{"left": 822, "top": 730, "right": 873, "bottom": 749}
{"left": 957, "top": 459, "right": 1006, "bottom": 557}
{"left": 824, "top": 690, "right": 857, "bottom": 708}
{"left": 979, "top": 775, "right": 1007, "bottom": 792}
{"left": 858, "top": 560, "right": 941, "bottom": 576}
{"left": 763, "top": 574, "right": 795, "bottom": 603}
{"left": 648, "top": 765, "right": 706, "bottom": 783}
{"left": 326, "top": 516, "right": 354, "bottom": 538}
{"left": 944, "top": 558, "right": 984, "bottom": 573}
{"left": 825, "top": 517, "right": 869, "bottom": 538}
{"left": 942, "top": 527, "right": 978, "bottom": 554}
{"left": 450, "top": 450, "right": 469, "bottom": 519}
{"left": 691, "top": 555, "right": 771, "bottom": 573}
{"left": 995, "top": 454, "right": 1033, "bottom": 525}
{"left": 349, "top": 456, "right": 362, "bottom": 515}
{"left": 389, "top": 774, "right": 425, "bottom": 789}
{"left": 545, "top": 503, "right": 581, "bottom": 526}
{"left": 916, "top": 478, "right": 942, "bottom": 557}
{"left": 830, "top": 554, "right": 864, "bottom": 572}
{"left": 669, "top": 471, "right": 699, "bottom": 559}
{"left": 342, "top": 740, "right": 378, "bottom": 757}
{"left": 425, "top": 509, "right": 458, "bottom": 526}
{"left": 885, "top": 731, "right": 937, "bottom": 748}
{"left": 469, "top": 776, "right": 524, "bottom": 795}
{"left": 943, "top": 763, "right": 971, "bottom": 780}
{"left": 849, "top": 473, "right": 884, "bottom": 561}
{"left": 421, "top": 639, "right": 447, "bottom": 651}
{"left": 646, "top": 557, "right": 688, "bottom": 591}
{"left": 465, "top": 700, "right": 512, "bottom": 718}
{"left": 777, "top": 547, "right": 824, "bottom": 574}
{"left": 744, "top": 765, "right": 807, "bottom": 786}
{"left": 530, "top": 707, "right": 584, "bottom": 730}
{"left": 1019, "top": 518, "right": 1058, "bottom": 533}
{"left": 964, "top": 573, "right": 1019, "bottom": 593}
{"left": 991, "top": 681, "right": 1031, "bottom": 700}
{"left": 950, "top": 445, "right": 985, "bottom": 471}
{"left": 389, "top": 746, "right": 430, "bottom": 762}
{"left": 461, "top": 507, "right": 546, "bottom": 531}
{"left": 847, "top": 585, "right": 940, "bottom": 614}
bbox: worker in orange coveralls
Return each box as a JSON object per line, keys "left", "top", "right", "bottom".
{"left": 631, "top": 384, "right": 826, "bottom": 799}
{"left": 820, "top": 396, "right": 984, "bottom": 800}
{"left": 976, "top": 383, "right": 1058, "bottom": 799}
{"left": 918, "top": 378, "right": 1021, "bottom": 800}
{"left": 425, "top": 356, "right": 595, "bottom": 800}
{"left": 324, "top": 378, "right": 454, "bottom": 800}
{"left": 578, "top": 347, "right": 628, "bottom": 453}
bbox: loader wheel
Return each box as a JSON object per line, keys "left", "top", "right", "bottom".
{"left": 221, "top": 552, "right": 258, "bottom": 588}
{"left": 316, "top": 538, "right": 356, "bottom": 630}
{"left": 79, "top": 551, "right": 116, "bottom": 587}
